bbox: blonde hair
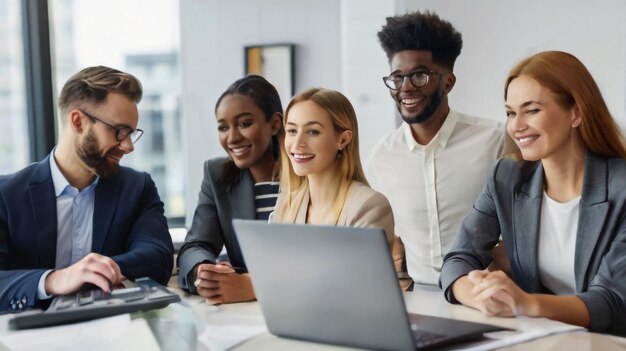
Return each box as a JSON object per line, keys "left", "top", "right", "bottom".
{"left": 274, "top": 88, "right": 368, "bottom": 224}
{"left": 504, "top": 51, "right": 626, "bottom": 160}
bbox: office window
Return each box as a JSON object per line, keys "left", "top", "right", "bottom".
{"left": 0, "top": 0, "right": 30, "bottom": 174}
{"left": 48, "top": 0, "right": 185, "bottom": 219}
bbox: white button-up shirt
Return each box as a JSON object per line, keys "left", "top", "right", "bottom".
{"left": 366, "top": 111, "right": 504, "bottom": 285}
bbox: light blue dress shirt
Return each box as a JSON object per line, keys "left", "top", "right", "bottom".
{"left": 50, "top": 154, "right": 99, "bottom": 268}
{"left": 37, "top": 153, "right": 99, "bottom": 299}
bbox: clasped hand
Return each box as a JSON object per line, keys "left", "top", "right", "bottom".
{"left": 467, "top": 269, "right": 533, "bottom": 317}
{"left": 194, "top": 263, "right": 255, "bottom": 305}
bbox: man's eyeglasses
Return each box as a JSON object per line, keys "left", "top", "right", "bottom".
{"left": 80, "top": 109, "right": 144, "bottom": 144}
{"left": 382, "top": 70, "right": 449, "bottom": 91}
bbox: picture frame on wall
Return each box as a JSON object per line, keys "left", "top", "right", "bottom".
{"left": 245, "top": 43, "right": 295, "bottom": 106}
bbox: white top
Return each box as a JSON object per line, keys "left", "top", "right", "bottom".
{"left": 538, "top": 192, "right": 580, "bottom": 295}
{"left": 366, "top": 111, "right": 504, "bottom": 285}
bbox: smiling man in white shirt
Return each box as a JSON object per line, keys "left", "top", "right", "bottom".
{"left": 367, "top": 11, "right": 504, "bottom": 286}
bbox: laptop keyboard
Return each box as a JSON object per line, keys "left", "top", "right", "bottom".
{"left": 411, "top": 324, "right": 447, "bottom": 349}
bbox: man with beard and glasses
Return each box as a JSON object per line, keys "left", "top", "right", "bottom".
{"left": 0, "top": 66, "right": 173, "bottom": 312}
{"left": 366, "top": 12, "right": 506, "bottom": 288}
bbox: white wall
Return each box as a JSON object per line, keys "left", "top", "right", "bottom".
{"left": 340, "top": 0, "right": 397, "bottom": 164}
{"left": 180, "top": 0, "right": 626, "bottom": 226}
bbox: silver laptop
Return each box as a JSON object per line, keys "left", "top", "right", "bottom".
{"left": 233, "top": 219, "right": 508, "bottom": 351}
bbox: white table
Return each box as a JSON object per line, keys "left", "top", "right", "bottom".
{"left": 2, "top": 283, "right": 625, "bottom": 351}
{"left": 187, "top": 284, "right": 626, "bottom": 351}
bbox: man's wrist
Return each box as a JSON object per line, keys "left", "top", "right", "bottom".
{"left": 38, "top": 270, "right": 55, "bottom": 300}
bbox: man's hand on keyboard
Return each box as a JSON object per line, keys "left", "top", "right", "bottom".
{"left": 44, "top": 253, "right": 123, "bottom": 296}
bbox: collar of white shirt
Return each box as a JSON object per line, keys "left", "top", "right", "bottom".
{"left": 402, "top": 110, "right": 460, "bottom": 151}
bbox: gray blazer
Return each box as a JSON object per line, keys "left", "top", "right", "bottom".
{"left": 440, "top": 152, "right": 626, "bottom": 336}
{"left": 177, "top": 157, "right": 256, "bottom": 293}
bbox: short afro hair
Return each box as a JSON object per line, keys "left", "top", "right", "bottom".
{"left": 378, "top": 11, "right": 463, "bottom": 70}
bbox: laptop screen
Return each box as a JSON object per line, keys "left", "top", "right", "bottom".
{"left": 233, "top": 219, "right": 508, "bottom": 351}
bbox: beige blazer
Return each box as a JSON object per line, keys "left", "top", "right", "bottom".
{"left": 273, "top": 181, "right": 395, "bottom": 244}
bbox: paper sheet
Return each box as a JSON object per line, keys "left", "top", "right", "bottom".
{"left": 196, "top": 306, "right": 268, "bottom": 351}
{"left": 447, "top": 316, "right": 585, "bottom": 351}
{"left": 0, "top": 314, "right": 159, "bottom": 351}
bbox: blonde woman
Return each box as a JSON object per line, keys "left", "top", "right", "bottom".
{"left": 272, "top": 88, "right": 394, "bottom": 246}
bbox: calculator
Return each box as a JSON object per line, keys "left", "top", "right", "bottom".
{"left": 8, "top": 277, "right": 181, "bottom": 329}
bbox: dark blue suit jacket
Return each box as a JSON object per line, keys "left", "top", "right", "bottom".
{"left": 0, "top": 155, "right": 174, "bottom": 311}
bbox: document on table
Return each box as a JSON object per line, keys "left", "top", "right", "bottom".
{"left": 0, "top": 314, "right": 159, "bottom": 351}
{"left": 197, "top": 310, "right": 268, "bottom": 351}
{"left": 446, "top": 316, "right": 585, "bottom": 351}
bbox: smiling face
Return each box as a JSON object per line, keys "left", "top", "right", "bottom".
{"left": 505, "top": 75, "right": 582, "bottom": 162}
{"left": 216, "top": 94, "right": 280, "bottom": 171}
{"left": 388, "top": 50, "right": 451, "bottom": 124}
{"left": 75, "top": 92, "right": 138, "bottom": 177}
{"left": 284, "top": 100, "right": 350, "bottom": 179}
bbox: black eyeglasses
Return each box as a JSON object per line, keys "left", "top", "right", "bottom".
{"left": 382, "top": 70, "right": 449, "bottom": 91}
{"left": 80, "top": 109, "right": 144, "bottom": 144}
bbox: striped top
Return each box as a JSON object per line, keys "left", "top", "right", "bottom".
{"left": 254, "top": 181, "right": 280, "bottom": 221}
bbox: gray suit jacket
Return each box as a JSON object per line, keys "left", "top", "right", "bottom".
{"left": 177, "top": 158, "right": 256, "bottom": 293}
{"left": 440, "top": 152, "right": 626, "bottom": 336}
